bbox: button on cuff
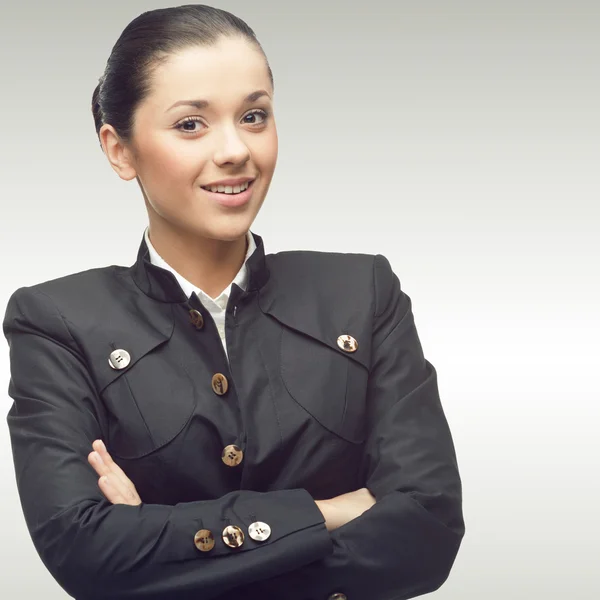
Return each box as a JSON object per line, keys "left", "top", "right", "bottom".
{"left": 248, "top": 521, "right": 271, "bottom": 542}
{"left": 194, "top": 529, "right": 215, "bottom": 552}
{"left": 222, "top": 525, "right": 245, "bottom": 548}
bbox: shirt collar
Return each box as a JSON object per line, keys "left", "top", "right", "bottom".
{"left": 130, "top": 227, "right": 268, "bottom": 304}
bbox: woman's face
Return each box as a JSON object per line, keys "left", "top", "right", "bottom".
{"left": 104, "top": 36, "right": 277, "bottom": 243}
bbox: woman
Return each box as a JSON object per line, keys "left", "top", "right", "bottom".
{"left": 3, "top": 5, "right": 464, "bottom": 600}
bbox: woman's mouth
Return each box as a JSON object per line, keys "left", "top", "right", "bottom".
{"left": 200, "top": 179, "right": 255, "bottom": 208}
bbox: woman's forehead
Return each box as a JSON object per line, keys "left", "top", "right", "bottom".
{"left": 153, "top": 40, "right": 267, "bottom": 87}
{"left": 146, "top": 40, "right": 270, "bottom": 109}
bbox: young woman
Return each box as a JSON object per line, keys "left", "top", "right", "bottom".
{"left": 3, "top": 5, "right": 464, "bottom": 599}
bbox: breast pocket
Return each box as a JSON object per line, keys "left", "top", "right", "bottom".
{"left": 279, "top": 325, "right": 369, "bottom": 444}
{"left": 100, "top": 343, "right": 196, "bottom": 460}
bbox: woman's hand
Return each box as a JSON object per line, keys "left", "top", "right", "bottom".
{"left": 316, "top": 487, "right": 376, "bottom": 532}
{"left": 87, "top": 439, "right": 142, "bottom": 506}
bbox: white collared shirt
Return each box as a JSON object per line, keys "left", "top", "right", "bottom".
{"left": 143, "top": 226, "right": 256, "bottom": 359}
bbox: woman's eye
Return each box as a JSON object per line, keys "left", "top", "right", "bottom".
{"left": 174, "top": 117, "right": 205, "bottom": 134}
{"left": 174, "top": 109, "right": 270, "bottom": 135}
{"left": 242, "top": 108, "right": 270, "bottom": 126}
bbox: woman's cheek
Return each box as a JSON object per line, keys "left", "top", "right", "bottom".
{"left": 150, "top": 150, "right": 193, "bottom": 186}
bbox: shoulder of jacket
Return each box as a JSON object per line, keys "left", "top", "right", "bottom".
{"left": 266, "top": 249, "right": 376, "bottom": 284}
{"left": 265, "top": 249, "right": 395, "bottom": 314}
{"left": 3, "top": 265, "right": 127, "bottom": 327}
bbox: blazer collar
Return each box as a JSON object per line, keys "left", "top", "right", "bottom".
{"left": 130, "top": 229, "right": 270, "bottom": 304}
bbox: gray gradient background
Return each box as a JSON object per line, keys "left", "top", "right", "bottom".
{"left": 1, "top": 1, "right": 598, "bottom": 598}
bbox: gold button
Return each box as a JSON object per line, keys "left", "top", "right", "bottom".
{"left": 328, "top": 594, "right": 348, "bottom": 600}
{"left": 248, "top": 521, "right": 271, "bottom": 542}
{"left": 193, "top": 528, "right": 215, "bottom": 552}
{"left": 222, "top": 525, "right": 245, "bottom": 548}
{"left": 337, "top": 334, "right": 358, "bottom": 353}
{"left": 211, "top": 373, "right": 229, "bottom": 395}
{"left": 222, "top": 444, "right": 244, "bottom": 467}
{"left": 189, "top": 309, "right": 204, "bottom": 329}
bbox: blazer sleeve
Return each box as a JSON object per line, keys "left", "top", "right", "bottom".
{"left": 256, "top": 254, "right": 465, "bottom": 600}
{"left": 2, "top": 286, "right": 333, "bottom": 600}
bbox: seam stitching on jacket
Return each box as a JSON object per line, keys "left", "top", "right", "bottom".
{"left": 258, "top": 324, "right": 284, "bottom": 447}
{"left": 30, "top": 288, "right": 84, "bottom": 357}
{"left": 378, "top": 295, "right": 412, "bottom": 348}
{"left": 372, "top": 254, "right": 380, "bottom": 317}
{"left": 121, "top": 371, "right": 156, "bottom": 448}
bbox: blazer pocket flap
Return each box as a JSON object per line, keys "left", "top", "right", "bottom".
{"left": 82, "top": 312, "right": 194, "bottom": 459}
{"left": 101, "top": 347, "right": 196, "bottom": 459}
{"left": 88, "top": 317, "right": 176, "bottom": 394}
{"left": 280, "top": 325, "right": 368, "bottom": 444}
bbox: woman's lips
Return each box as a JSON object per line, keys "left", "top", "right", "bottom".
{"left": 200, "top": 179, "right": 255, "bottom": 207}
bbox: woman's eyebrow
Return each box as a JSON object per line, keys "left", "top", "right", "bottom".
{"left": 166, "top": 89, "right": 271, "bottom": 112}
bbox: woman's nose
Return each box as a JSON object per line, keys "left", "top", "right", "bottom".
{"left": 212, "top": 127, "right": 251, "bottom": 166}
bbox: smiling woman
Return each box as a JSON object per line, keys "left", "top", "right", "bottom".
{"left": 3, "top": 4, "right": 464, "bottom": 600}
{"left": 94, "top": 18, "right": 278, "bottom": 268}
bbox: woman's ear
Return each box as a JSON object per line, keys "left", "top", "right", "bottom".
{"left": 99, "top": 124, "right": 138, "bottom": 181}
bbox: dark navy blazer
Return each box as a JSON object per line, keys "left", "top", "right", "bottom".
{"left": 3, "top": 230, "right": 464, "bottom": 600}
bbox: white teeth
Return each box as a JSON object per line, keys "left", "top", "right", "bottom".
{"left": 202, "top": 181, "right": 251, "bottom": 194}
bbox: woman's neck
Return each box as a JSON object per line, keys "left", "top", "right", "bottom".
{"left": 146, "top": 222, "right": 248, "bottom": 298}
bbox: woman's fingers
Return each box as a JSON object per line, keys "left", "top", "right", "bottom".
{"left": 92, "top": 440, "right": 133, "bottom": 483}
{"left": 87, "top": 439, "right": 142, "bottom": 505}
{"left": 88, "top": 450, "right": 130, "bottom": 503}
{"left": 87, "top": 448, "right": 131, "bottom": 502}
{"left": 98, "top": 473, "right": 128, "bottom": 504}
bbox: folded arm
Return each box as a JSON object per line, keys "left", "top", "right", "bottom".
{"left": 3, "top": 287, "right": 333, "bottom": 600}
{"left": 256, "top": 254, "right": 465, "bottom": 600}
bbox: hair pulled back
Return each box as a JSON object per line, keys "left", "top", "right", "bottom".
{"left": 91, "top": 4, "right": 273, "bottom": 150}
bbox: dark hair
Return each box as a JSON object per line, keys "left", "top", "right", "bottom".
{"left": 91, "top": 4, "right": 273, "bottom": 150}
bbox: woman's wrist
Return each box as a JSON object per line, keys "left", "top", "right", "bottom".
{"left": 315, "top": 499, "right": 337, "bottom": 532}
